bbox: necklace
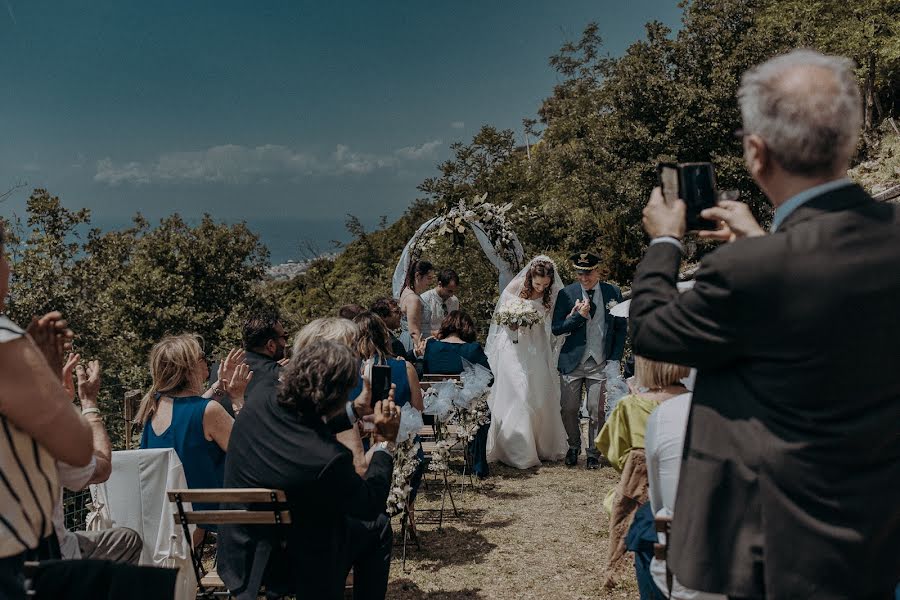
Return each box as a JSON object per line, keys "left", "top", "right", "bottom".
{"left": 644, "top": 384, "right": 687, "bottom": 395}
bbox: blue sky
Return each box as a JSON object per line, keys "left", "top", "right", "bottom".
{"left": 1, "top": 1, "right": 682, "bottom": 261}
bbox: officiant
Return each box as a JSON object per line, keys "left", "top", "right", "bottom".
{"left": 551, "top": 252, "right": 627, "bottom": 469}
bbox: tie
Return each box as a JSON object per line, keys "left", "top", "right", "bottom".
{"left": 587, "top": 288, "right": 597, "bottom": 319}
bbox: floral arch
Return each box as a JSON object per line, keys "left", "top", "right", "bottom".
{"left": 392, "top": 193, "right": 526, "bottom": 297}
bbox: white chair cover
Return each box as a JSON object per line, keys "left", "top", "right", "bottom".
{"left": 90, "top": 448, "right": 197, "bottom": 600}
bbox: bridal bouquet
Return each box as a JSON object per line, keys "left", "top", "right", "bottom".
{"left": 493, "top": 298, "right": 544, "bottom": 343}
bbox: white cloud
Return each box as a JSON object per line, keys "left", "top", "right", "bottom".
{"left": 332, "top": 144, "right": 395, "bottom": 174}
{"left": 95, "top": 158, "right": 150, "bottom": 185}
{"left": 95, "top": 139, "right": 443, "bottom": 186}
{"left": 95, "top": 144, "right": 318, "bottom": 186}
{"left": 450, "top": 121, "right": 465, "bottom": 129}
{"left": 394, "top": 139, "right": 442, "bottom": 160}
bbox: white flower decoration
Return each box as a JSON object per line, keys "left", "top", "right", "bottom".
{"left": 606, "top": 300, "right": 618, "bottom": 310}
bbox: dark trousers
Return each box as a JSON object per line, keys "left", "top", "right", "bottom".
{"left": 626, "top": 503, "right": 666, "bottom": 600}
{"left": 0, "top": 552, "right": 25, "bottom": 600}
{"left": 468, "top": 424, "right": 489, "bottom": 478}
{"left": 343, "top": 513, "right": 392, "bottom": 600}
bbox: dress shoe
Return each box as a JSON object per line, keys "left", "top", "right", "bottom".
{"left": 565, "top": 449, "right": 578, "bottom": 467}
{"left": 586, "top": 456, "right": 600, "bottom": 470}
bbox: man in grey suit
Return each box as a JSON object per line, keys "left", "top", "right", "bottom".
{"left": 632, "top": 50, "right": 899, "bottom": 599}
{"left": 551, "top": 252, "right": 627, "bottom": 469}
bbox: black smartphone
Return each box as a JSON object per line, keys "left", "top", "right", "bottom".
{"left": 370, "top": 364, "right": 392, "bottom": 406}
{"left": 657, "top": 162, "right": 718, "bottom": 231}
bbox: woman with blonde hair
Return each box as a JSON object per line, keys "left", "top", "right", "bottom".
{"left": 291, "top": 316, "right": 358, "bottom": 355}
{"left": 138, "top": 334, "right": 251, "bottom": 544}
{"left": 595, "top": 356, "right": 690, "bottom": 589}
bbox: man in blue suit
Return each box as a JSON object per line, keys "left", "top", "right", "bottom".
{"left": 552, "top": 252, "right": 627, "bottom": 468}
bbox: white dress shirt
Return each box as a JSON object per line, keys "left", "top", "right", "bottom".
{"left": 646, "top": 394, "right": 725, "bottom": 600}
{"left": 421, "top": 288, "right": 460, "bottom": 334}
{"left": 54, "top": 457, "right": 99, "bottom": 559}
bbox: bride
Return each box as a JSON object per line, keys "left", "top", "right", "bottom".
{"left": 485, "top": 256, "right": 569, "bottom": 469}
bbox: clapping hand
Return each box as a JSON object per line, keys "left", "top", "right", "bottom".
{"left": 26, "top": 311, "right": 73, "bottom": 379}
{"left": 217, "top": 348, "right": 247, "bottom": 385}
{"left": 570, "top": 299, "right": 590, "bottom": 319}
{"left": 75, "top": 360, "right": 101, "bottom": 407}
{"left": 62, "top": 353, "right": 80, "bottom": 399}
{"left": 226, "top": 363, "right": 253, "bottom": 398}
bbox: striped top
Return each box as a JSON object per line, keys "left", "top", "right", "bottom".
{"left": 0, "top": 315, "right": 60, "bottom": 558}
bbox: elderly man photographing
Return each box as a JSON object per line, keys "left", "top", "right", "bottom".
{"left": 631, "top": 50, "right": 900, "bottom": 600}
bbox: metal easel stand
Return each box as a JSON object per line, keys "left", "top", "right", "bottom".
{"left": 437, "top": 470, "right": 459, "bottom": 531}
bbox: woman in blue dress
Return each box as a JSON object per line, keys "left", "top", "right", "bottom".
{"left": 349, "top": 313, "right": 425, "bottom": 526}
{"left": 421, "top": 310, "right": 492, "bottom": 478}
{"left": 136, "top": 334, "right": 251, "bottom": 545}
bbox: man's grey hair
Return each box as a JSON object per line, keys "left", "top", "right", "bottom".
{"left": 738, "top": 49, "right": 862, "bottom": 176}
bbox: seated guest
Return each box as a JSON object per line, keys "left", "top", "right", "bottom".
{"left": 338, "top": 303, "right": 365, "bottom": 320}
{"left": 0, "top": 252, "right": 93, "bottom": 597}
{"left": 218, "top": 340, "right": 401, "bottom": 600}
{"left": 645, "top": 376, "right": 725, "bottom": 600}
{"left": 54, "top": 356, "right": 142, "bottom": 563}
{"left": 420, "top": 310, "right": 492, "bottom": 478}
{"left": 212, "top": 307, "right": 288, "bottom": 417}
{"left": 370, "top": 297, "right": 408, "bottom": 358}
{"left": 292, "top": 317, "right": 370, "bottom": 476}
{"left": 352, "top": 312, "right": 424, "bottom": 413}
{"left": 137, "top": 334, "right": 251, "bottom": 545}
{"left": 351, "top": 311, "right": 425, "bottom": 528}
{"left": 594, "top": 357, "right": 689, "bottom": 590}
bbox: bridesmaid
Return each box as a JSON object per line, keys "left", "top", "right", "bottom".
{"left": 398, "top": 259, "right": 434, "bottom": 352}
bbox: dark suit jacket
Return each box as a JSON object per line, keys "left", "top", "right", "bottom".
{"left": 629, "top": 184, "right": 900, "bottom": 599}
{"left": 552, "top": 282, "right": 627, "bottom": 374}
{"left": 217, "top": 392, "right": 393, "bottom": 600}
{"left": 213, "top": 350, "right": 282, "bottom": 418}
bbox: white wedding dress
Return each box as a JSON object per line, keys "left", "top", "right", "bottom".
{"left": 485, "top": 256, "right": 569, "bottom": 469}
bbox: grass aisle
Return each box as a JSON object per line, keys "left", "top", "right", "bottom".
{"left": 386, "top": 461, "right": 638, "bottom": 599}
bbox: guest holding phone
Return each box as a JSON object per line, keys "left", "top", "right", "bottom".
{"left": 218, "top": 341, "right": 401, "bottom": 600}
{"left": 349, "top": 312, "right": 426, "bottom": 531}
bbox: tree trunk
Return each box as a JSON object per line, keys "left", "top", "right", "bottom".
{"left": 864, "top": 52, "right": 877, "bottom": 132}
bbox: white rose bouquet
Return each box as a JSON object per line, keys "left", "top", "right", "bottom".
{"left": 493, "top": 297, "right": 544, "bottom": 343}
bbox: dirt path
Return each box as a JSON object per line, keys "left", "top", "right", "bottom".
{"left": 386, "top": 460, "right": 638, "bottom": 600}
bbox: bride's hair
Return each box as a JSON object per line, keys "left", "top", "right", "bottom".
{"left": 519, "top": 260, "right": 555, "bottom": 310}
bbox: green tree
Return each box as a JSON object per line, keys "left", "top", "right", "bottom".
{"left": 5, "top": 190, "right": 269, "bottom": 446}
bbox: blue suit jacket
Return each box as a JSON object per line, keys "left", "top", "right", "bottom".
{"left": 551, "top": 282, "right": 627, "bottom": 375}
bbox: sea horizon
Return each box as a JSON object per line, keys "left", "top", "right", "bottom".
{"left": 84, "top": 215, "right": 356, "bottom": 266}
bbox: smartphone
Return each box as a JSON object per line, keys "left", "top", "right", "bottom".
{"left": 370, "top": 364, "right": 392, "bottom": 406}
{"left": 657, "top": 162, "right": 718, "bottom": 231}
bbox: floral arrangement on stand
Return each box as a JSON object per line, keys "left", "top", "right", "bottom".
{"left": 422, "top": 359, "right": 493, "bottom": 477}
{"left": 385, "top": 404, "right": 424, "bottom": 519}
{"left": 493, "top": 297, "right": 545, "bottom": 343}
{"left": 385, "top": 438, "right": 422, "bottom": 517}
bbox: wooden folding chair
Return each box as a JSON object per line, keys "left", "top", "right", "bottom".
{"left": 167, "top": 488, "right": 291, "bottom": 599}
